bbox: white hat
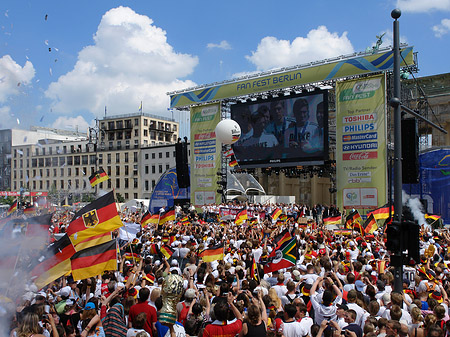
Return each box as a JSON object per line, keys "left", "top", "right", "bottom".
{"left": 171, "top": 260, "right": 179, "bottom": 266}
{"left": 59, "top": 286, "right": 71, "bottom": 298}
{"left": 349, "top": 241, "right": 355, "bottom": 246}
{"left": 299, "top": 265, "right": 307, "bottom": 272}
{"left": 292, "top": 270, "right": 301, "bottom": 280}
{"left": 154, "top": 260, "right": 161, "bottom": 266}
{"left": 365, "top": 265, "right": 372, "bottom": 271}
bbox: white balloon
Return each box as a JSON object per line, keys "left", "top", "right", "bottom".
{"left": 215, "top": 119, "right": 241, "bottom": 144}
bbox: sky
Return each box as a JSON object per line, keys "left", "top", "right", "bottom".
{"left": 0, "top": 0, "right": 449, "bottom": 138}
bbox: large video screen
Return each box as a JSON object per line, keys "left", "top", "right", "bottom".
{"left": 231, "top": 90, "right": 328, "bottom": 168}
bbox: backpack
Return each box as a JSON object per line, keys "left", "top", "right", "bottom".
{"left": 179, "top": 302, "right": 190, "bottom": 326}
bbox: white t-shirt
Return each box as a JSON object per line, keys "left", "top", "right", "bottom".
{"left": 127, "top": 328, "right": 150, "bottom": 337}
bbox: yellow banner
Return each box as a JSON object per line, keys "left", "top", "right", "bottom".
{"left": 336, "top": 74, "right": 387, "bottom": 211}
{"left": 190, "top": 103, "right": 222, "bottom": 208}
{"left": 170, "top": 47, "right": 414, "bottom": 108}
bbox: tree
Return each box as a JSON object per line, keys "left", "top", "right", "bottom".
{"left": 116, "top": 193, "right": 125, "bottom": 203}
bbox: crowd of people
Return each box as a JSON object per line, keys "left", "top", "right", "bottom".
{"left": 1, "top": 201, "right": 449, "bottom": 337}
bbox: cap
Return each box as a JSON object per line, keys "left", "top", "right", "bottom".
{"left": 171, "top": 260, "right": 179, "bottom": 266}
{"left": 430, "top": 291, "right": 443, "bottom": 303}
{"left": 84, "top": 302, "right": 95, "bottom": 310}
{"left": 338, "top": 303, "right": 349, "bottom": 310}
{"left": 59, "top": 286, "right": 71, "bottom": 298}
{"left": 355, "top": 280, "right": 365, "bottom": 292}
{"left": 292, "top": 270, "right": 301, "bottom": 280}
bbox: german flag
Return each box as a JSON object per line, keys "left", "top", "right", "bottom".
{"left": 363, "top": 214, "right": 378, "bottom": 234}
{"left": 89, "top": 168, "right": 109, "bottom": 187}
{"left": 66, "top": 191, "right": 123, "bottom": 251}
{"left": 24, "top": 214, "right": 53, "bottom": 249}
{"left": 271, "top": 208, "right": 282, "bottom": 221}
{"left": 367, "top": 205, "right": 392, "bottom": 221}
{"left": 250, "top": 256, "right": 258, "bottom": 280}
{"left": 333, "top": 229, "right": 353, "bottom": 236}
{"left": 425, "top": 214, "right": 441, "bottom": 222}
{"left": 160, "top": 244, "right": 174, "bottom": 259}
{"left": 323, "top": 215, "right": 342, "bottom": 226}
{"left": 23, "top": 205, "right": 36, "bottom": 215}
{"left": 141, "top": 211, "right": 159, "bottom": 227}
{"left": 235, "top": 208, "right": 248, "bottom": 225}
{"left": 74, "top": 232, "right": 112, "bottom": 252}
{"left": 30, "top": 234, "right": 76, "bottom": 289}
{"left": 273, "top": 229, "right": 292, "bottom": 249}
{"left": 7, "top": 200, "right": 17, "bottom": 215}
{"left": 229, "top": 154, "right": 238, "bottom": 167}
{"left": 149, "top": 243, "right": 159, "bottom": 255}
{"left": 345, "top": 210, "right": 363, "bottom": 229}
{"left": 70, "top": 239, "right": 117, "bottom": 281}
{"left": 159, "top": 208, "right": 175, "bottom": 225}
{"left": 199, "top": 243, "right": 224, "bottom": 262}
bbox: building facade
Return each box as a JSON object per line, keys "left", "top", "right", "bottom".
{"left": 8, "top": 112, "right": 179, "bottom": 203}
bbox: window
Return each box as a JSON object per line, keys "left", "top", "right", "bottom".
{"left": 68, "top": 168, "right": 72, "bottom": 176}
{"left": 60, "top": 168, "right": 64, "bottom": 176}
{"left": 133, "top": 152, "right": 138, "bottom": 162}
{"left": 124, "top": 153, "right": 128, "bottom": 163}
{"left": 117, "top": 141, "right": 122, "bottom": 150}
{"left": 107, "top": 154, "right": 111, "bottom": 164}
{"left": 166, "top": 152, "right": 170, "bottom": 158}
{"left": 134, "top": 193, "right": 138, "bottom": 199}
{"left": 159, "top": 165, "right": 162, "bottom": 173}
{"left": 152, "top": 180, "right": 156, "bottom": 188}
{"left": 152, "top": 165, "right": 155, "bottom": 174}
{"left": 173, "top": 151, "right": 176, "bottom": 157}
{"left": 75, "top": 168, "right": 79, "bottom": 176}
{"left": 116, "top": 178, "right": 120, "bottom": 188}
{"left": 125, "top": 140, "right": 130, "bottom": 149}
{"left": 42, "top": 148, "right": 46, "bottom": 155}
{"left": 90, "top": 155, "right": 96, "bottom": 165}
{"left": 116, "top": 166, "right": 120, "bottom": 175}
{"left": 145, "top": 180, "right": 149, "bottom": 190}
{"left": 124, "top": 178, "right": 129, "bottom": 188}
{"left": 134, "top": 178, "right": 138, "bottom": 188}
{"left": 108, "top": 121, "right": 114, "bottom": 130}
{"left": 133, "top": 165, "right": 138, "bottom": 176}
{"left": 59, "top": 157, "right": 65, "bottom": 166}
{"left": 49, "top": 147, "right": 53, "bottom": 155}
{"left": 134, "top": 129, "right": 138, "bottom": 137}
{"left": 46, "top": 169, "right": 50, "bottom": 177}
{"left": 134, "top": 139, "right": 139, "bottom": 149}
{"left": 35, "top": 148, "right": 39, "bottom": 156}
{"left": 145, "top": 154, "right": 149, "bottom": 160}
{"left": 74, "top": 156, "right": 80, "bottom": 165}
{"left": 134, "top": 118, "right": 139, "bottom": 126}
{"left": 144, "top": 119, "right": 148, "bottom": 126}
{"left": 60, "top": 180, "right": 64, "bottom": 189}
{"left": 116, "top": 153, "right": 120, "bottom": 163}
{"left": 152, "top": 153, "right": 155, "bottom": 159}
{"left": 53, "top": 168, "right": 57, "bottom": 176}
{"left": 145, "top": 166, "right": 149, "bottom": 174}
{"left": 98, "top": 154, "right": 103, "bottom": 165}
{"left": 67, "top": 156, "right": 73, "bottom": 165}
{"left": 46, "top": 180, "right": 50, "bottom": 189}
{"left": 109, "top": 142, "right": 113, "bottom": 150}
{"left": 82, "top": 155, "right": 88, "bottom": 165}
{"left": 116, "top": 121, "right": 123, "bottom": 129}
{"left": 125, "top": 165, "right": 129, "bottom": 175}
{"left": 173, "top": 124, "right": 177, "bottom": 131}
{"left": 159, "top": 152, "right": 162, "bottom": 159}
{"left": 166, "top": 164, "right": 170, "bottom": 171}
{"left": 108, "top": 180, "right": 111, "bottom": 189}
{"left": 125, "top": 193, "right": 129, "bottom": 199}
{"left": 63, "top": 146, "right": 67, "bottom": 154}
{"left": 107, "top": 166, "right": 111, "bottom": 176}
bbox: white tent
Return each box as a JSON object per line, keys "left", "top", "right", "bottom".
{"left": 120, "top": 199, "right": 150, "bottom": 211}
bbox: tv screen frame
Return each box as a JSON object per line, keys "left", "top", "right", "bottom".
{"left": 230, "top": 90, "right": 329, "bottom": 168}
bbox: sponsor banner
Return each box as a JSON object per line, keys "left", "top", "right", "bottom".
{"left": 190, "top": 103, "right": 221, "bottom": 209}
{"left": 170, "top": 47, "right": 414, "bottom": 108}
{"left": 336, "top": 74, "right": 387, "bottom": 210}
{"left": 342, "top": 132, "right": 377, "bottom": 142}
{"left": 0, "top": 191, "right": 48, "bottom": 197}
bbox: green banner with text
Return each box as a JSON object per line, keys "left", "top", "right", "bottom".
{"left": 190, "top": 103, "right": 222, "bottom": 208}
{"left": 171, "top": 47, "right": 413, "bottom": 108}
{"left": 336, "top": 74, "right": 387, "bottom": 212}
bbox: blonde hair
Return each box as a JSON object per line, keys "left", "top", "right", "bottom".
{"left": 268, "top": 288, "right": 281, "bottom": 309}
{"left": 17, "top": 312, "right": 42, "bottom": 337}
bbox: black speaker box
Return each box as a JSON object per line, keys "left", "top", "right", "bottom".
{"left": 175, "top": 142, "right": 190, "bottom": 188}
{"left": 401, "top": 119, "right": 419, "bottom": 184}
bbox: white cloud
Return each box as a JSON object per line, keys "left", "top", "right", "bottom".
{"left": 0, "top": 55, "right": 35, "bottom": 103}
{"left": 45, "top": 6, "right": 198, "bottom": 117}
{"left": 0, "top": 106, "right": 17, "bottom": 130}
{"left": 207, "top": 40, "right": 232, "bottom": 50}
{"left": 246, "top": 26, "right": 354, "bottom": 71}
{"left": 51, "top": 115, "right": 91, "bottom": 133}
{"left": 433, "top": 18, "right": 450, "bottom": 36}
{"left": 396, "top": 0, "right": 450, "bottom": 12}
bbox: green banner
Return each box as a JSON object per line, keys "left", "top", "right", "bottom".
{"left": 190, "top": 103, "right": 222, "bottom": 208}
{"left": 336, "top": 74, "right": 387, "bottom": 211}
{"left": 171, "top": 47, "right": 413, "bottom": 108}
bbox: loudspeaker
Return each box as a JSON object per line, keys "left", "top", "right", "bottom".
{"left": 175, "top": 142, "right": 190, "bottom": 188}
{"left": 401, "top": 119, "right": 419, "bottom": 184}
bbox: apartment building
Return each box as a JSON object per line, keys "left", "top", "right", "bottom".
{"left": 9, "top": 112, "right": 179, "bottom": 202}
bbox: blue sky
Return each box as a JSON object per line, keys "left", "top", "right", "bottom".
{"left": 0, "top": 0, "right": 449, "bottom": 138}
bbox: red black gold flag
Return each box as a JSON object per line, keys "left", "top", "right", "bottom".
{"left": 160, "top": 244, "right": 174, "bottom": 259}
{"left": 250, "top": 257, "right": 258, "bottom": 281}
{"left": 70, "top": 239, "right": 117, "bottom": 281}
{"left": 235, "top": 208, "right": 248, "bottom": 225}
{"left": 363, "top": 214, "right": 378, "bottom": 234}
{"left": 23, "top": 206, "right": 37, "bottom": 215}
{"left": 271, "top": 208, "right": 282, "bottom": 221}
{"left": 273, "top": 229, "right": 292, "bottom": 249}
{"left": 159, "top": 208, "right": 176, "bottom": 225}
{"left": 323, "top": 215, "right": 342, "bottom": 226}
{"left": 345, "top": 210, "right": 363, "bottom": 229}
{"left": 30, "top": 234, "right": 76, "bottom": 289}
{"left": 89, "top": 168, "right": 109, "bottom": 187}
{"left": 367, "top": 205, "right": 392, "bottom": 221}
{"left": 229, "top": 154, "right": 238, "bottom": 167}
{"left": 66, "top": 191, "right": 123, "bottom": 251}
{"left": 199, "top": 243, "right": 224, "bottom": 262}
{"left": 7, "top": 200, "right": 17, "bottom": 215}
{"left": 141, "top": 211, "right": 159, "bottom": 227}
